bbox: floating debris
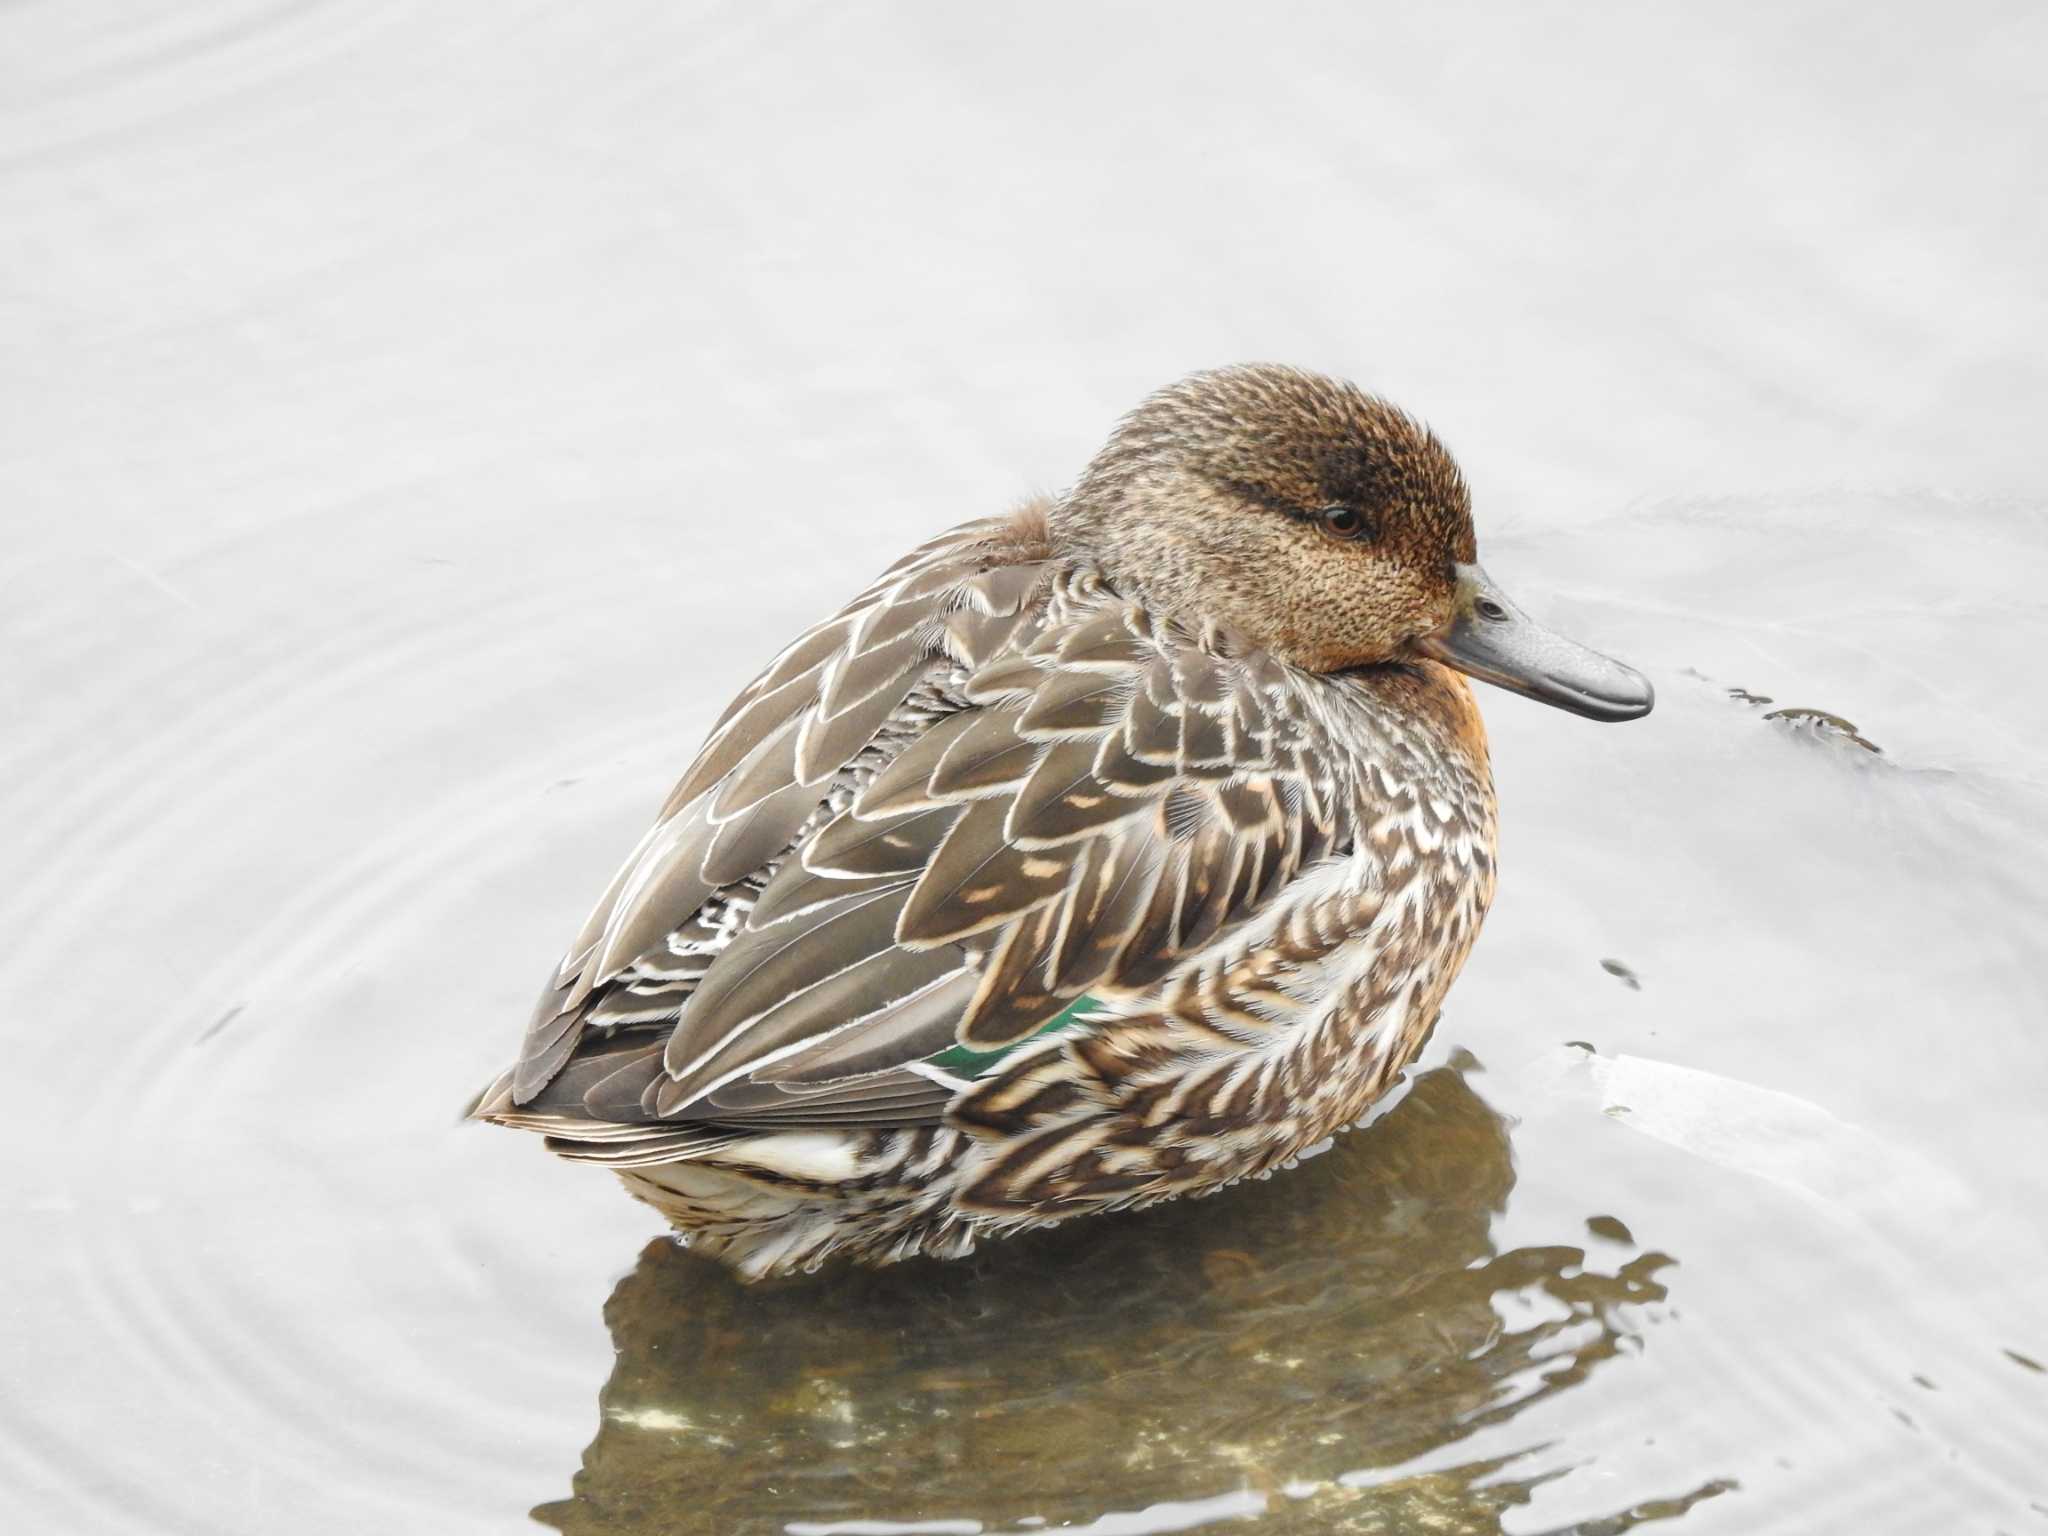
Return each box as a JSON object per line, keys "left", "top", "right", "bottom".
{"left": 1587, "top": 1214, "right": 1636, "bottom": 1245}
{"left": 1601, "top": 958, "right": 1643, "bottom": 991}
{"left": 1763, "top": 707, "right": 1883, "bottom": 754}
{"left": 1695, "top": 668, "right": 1884, "bottom": 751}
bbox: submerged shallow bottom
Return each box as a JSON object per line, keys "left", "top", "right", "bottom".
{"left": 537, "top": 1065, "right": 1723, "bottom": 1535}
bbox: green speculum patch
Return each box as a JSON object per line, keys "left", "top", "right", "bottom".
{"left": 927, "top": 994, "right": 1103, "bottom": 1078}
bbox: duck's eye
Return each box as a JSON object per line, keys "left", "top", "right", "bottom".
{"left": 1318, "top": 506, "right": 1374, "bottom": 542}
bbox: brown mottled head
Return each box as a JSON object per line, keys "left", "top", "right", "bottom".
{"left": 1050, "top": 365, "right": 1654, "bottom": 721}
{"left": 1051, "top": 364, "right": 1476, "bottom": 671}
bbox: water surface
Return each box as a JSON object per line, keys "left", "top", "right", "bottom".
{"left": 4, "top": 6, "right": 2046, "bottom": 1533}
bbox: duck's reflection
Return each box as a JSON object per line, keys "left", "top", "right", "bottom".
{"left": 533, "top": 1063, "right": 1678, "bottom": 1535}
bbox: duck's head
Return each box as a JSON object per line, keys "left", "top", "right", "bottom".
{"left": 1051, "top": 364, "right": 1653, "bottom": 722}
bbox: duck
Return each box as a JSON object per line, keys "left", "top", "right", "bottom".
{"left": 471, "top": 364, "right": 1653, "bottom": 1280}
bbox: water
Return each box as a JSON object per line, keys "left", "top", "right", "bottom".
{"left": 5, "top": 5, "right": 2046, "bottom": 1533}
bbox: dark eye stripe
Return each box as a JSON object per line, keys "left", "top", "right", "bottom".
{"left": 1208, "top": 477, "right": 1379, "bottom": 542}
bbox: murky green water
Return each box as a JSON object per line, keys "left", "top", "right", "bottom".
{"left": 6, "top": 6, "right": 2047, "bottom": 1533}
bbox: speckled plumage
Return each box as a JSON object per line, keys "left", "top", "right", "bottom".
{"left": 473, "top": 366, "right": 1561, "bottom": 1279}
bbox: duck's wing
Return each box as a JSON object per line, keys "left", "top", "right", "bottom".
{"left": 503, "top": 516, "right": 1046, "bottom": 1106}
{"left": 493, "top": 577, "right": 1376, "bottom": 1150}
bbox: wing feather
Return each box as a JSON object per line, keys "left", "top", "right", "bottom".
{"left": 852, "top": 710, "right": 983, "bottom": 817}
{"left": 659, "top": 881, "right": 918, "bottom": 1084}
{"left": 507, "top": 534, "right": 1372, "bottom": 1132}
{"left": 793, "top": 801, "right": 960, "bottom": 884}
{"left": 663, "top": 658, "right": 834, "bottom": 817}
{"left": 586, "top": 812, "right": 720, "bottom": 980}
{"left": 1005, "top": 733, "right": 1153, "bottom": 849}
{"left": 894, "top": 795, "right": 1072, "bottom": 947}
{"left": 928, "top": 707, "right": 1039, "bottom": 797}
{"left": 757, "top": 971, "right": 978, "bottom": 1085}
{"left": 506, "top": 521, "right": 1024, "bottom": 1105}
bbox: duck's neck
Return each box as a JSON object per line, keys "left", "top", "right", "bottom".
{"left": 1045, "top": 487, "right": 1275, "bottom": 656}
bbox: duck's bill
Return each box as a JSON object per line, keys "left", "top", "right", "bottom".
{"left": 1416, "top": 563, "right": 1654, "bottom": 723}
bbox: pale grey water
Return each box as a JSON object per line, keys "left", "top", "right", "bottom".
{"left": 4, "top": 5, "right": 2046, "bottom": 1533}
